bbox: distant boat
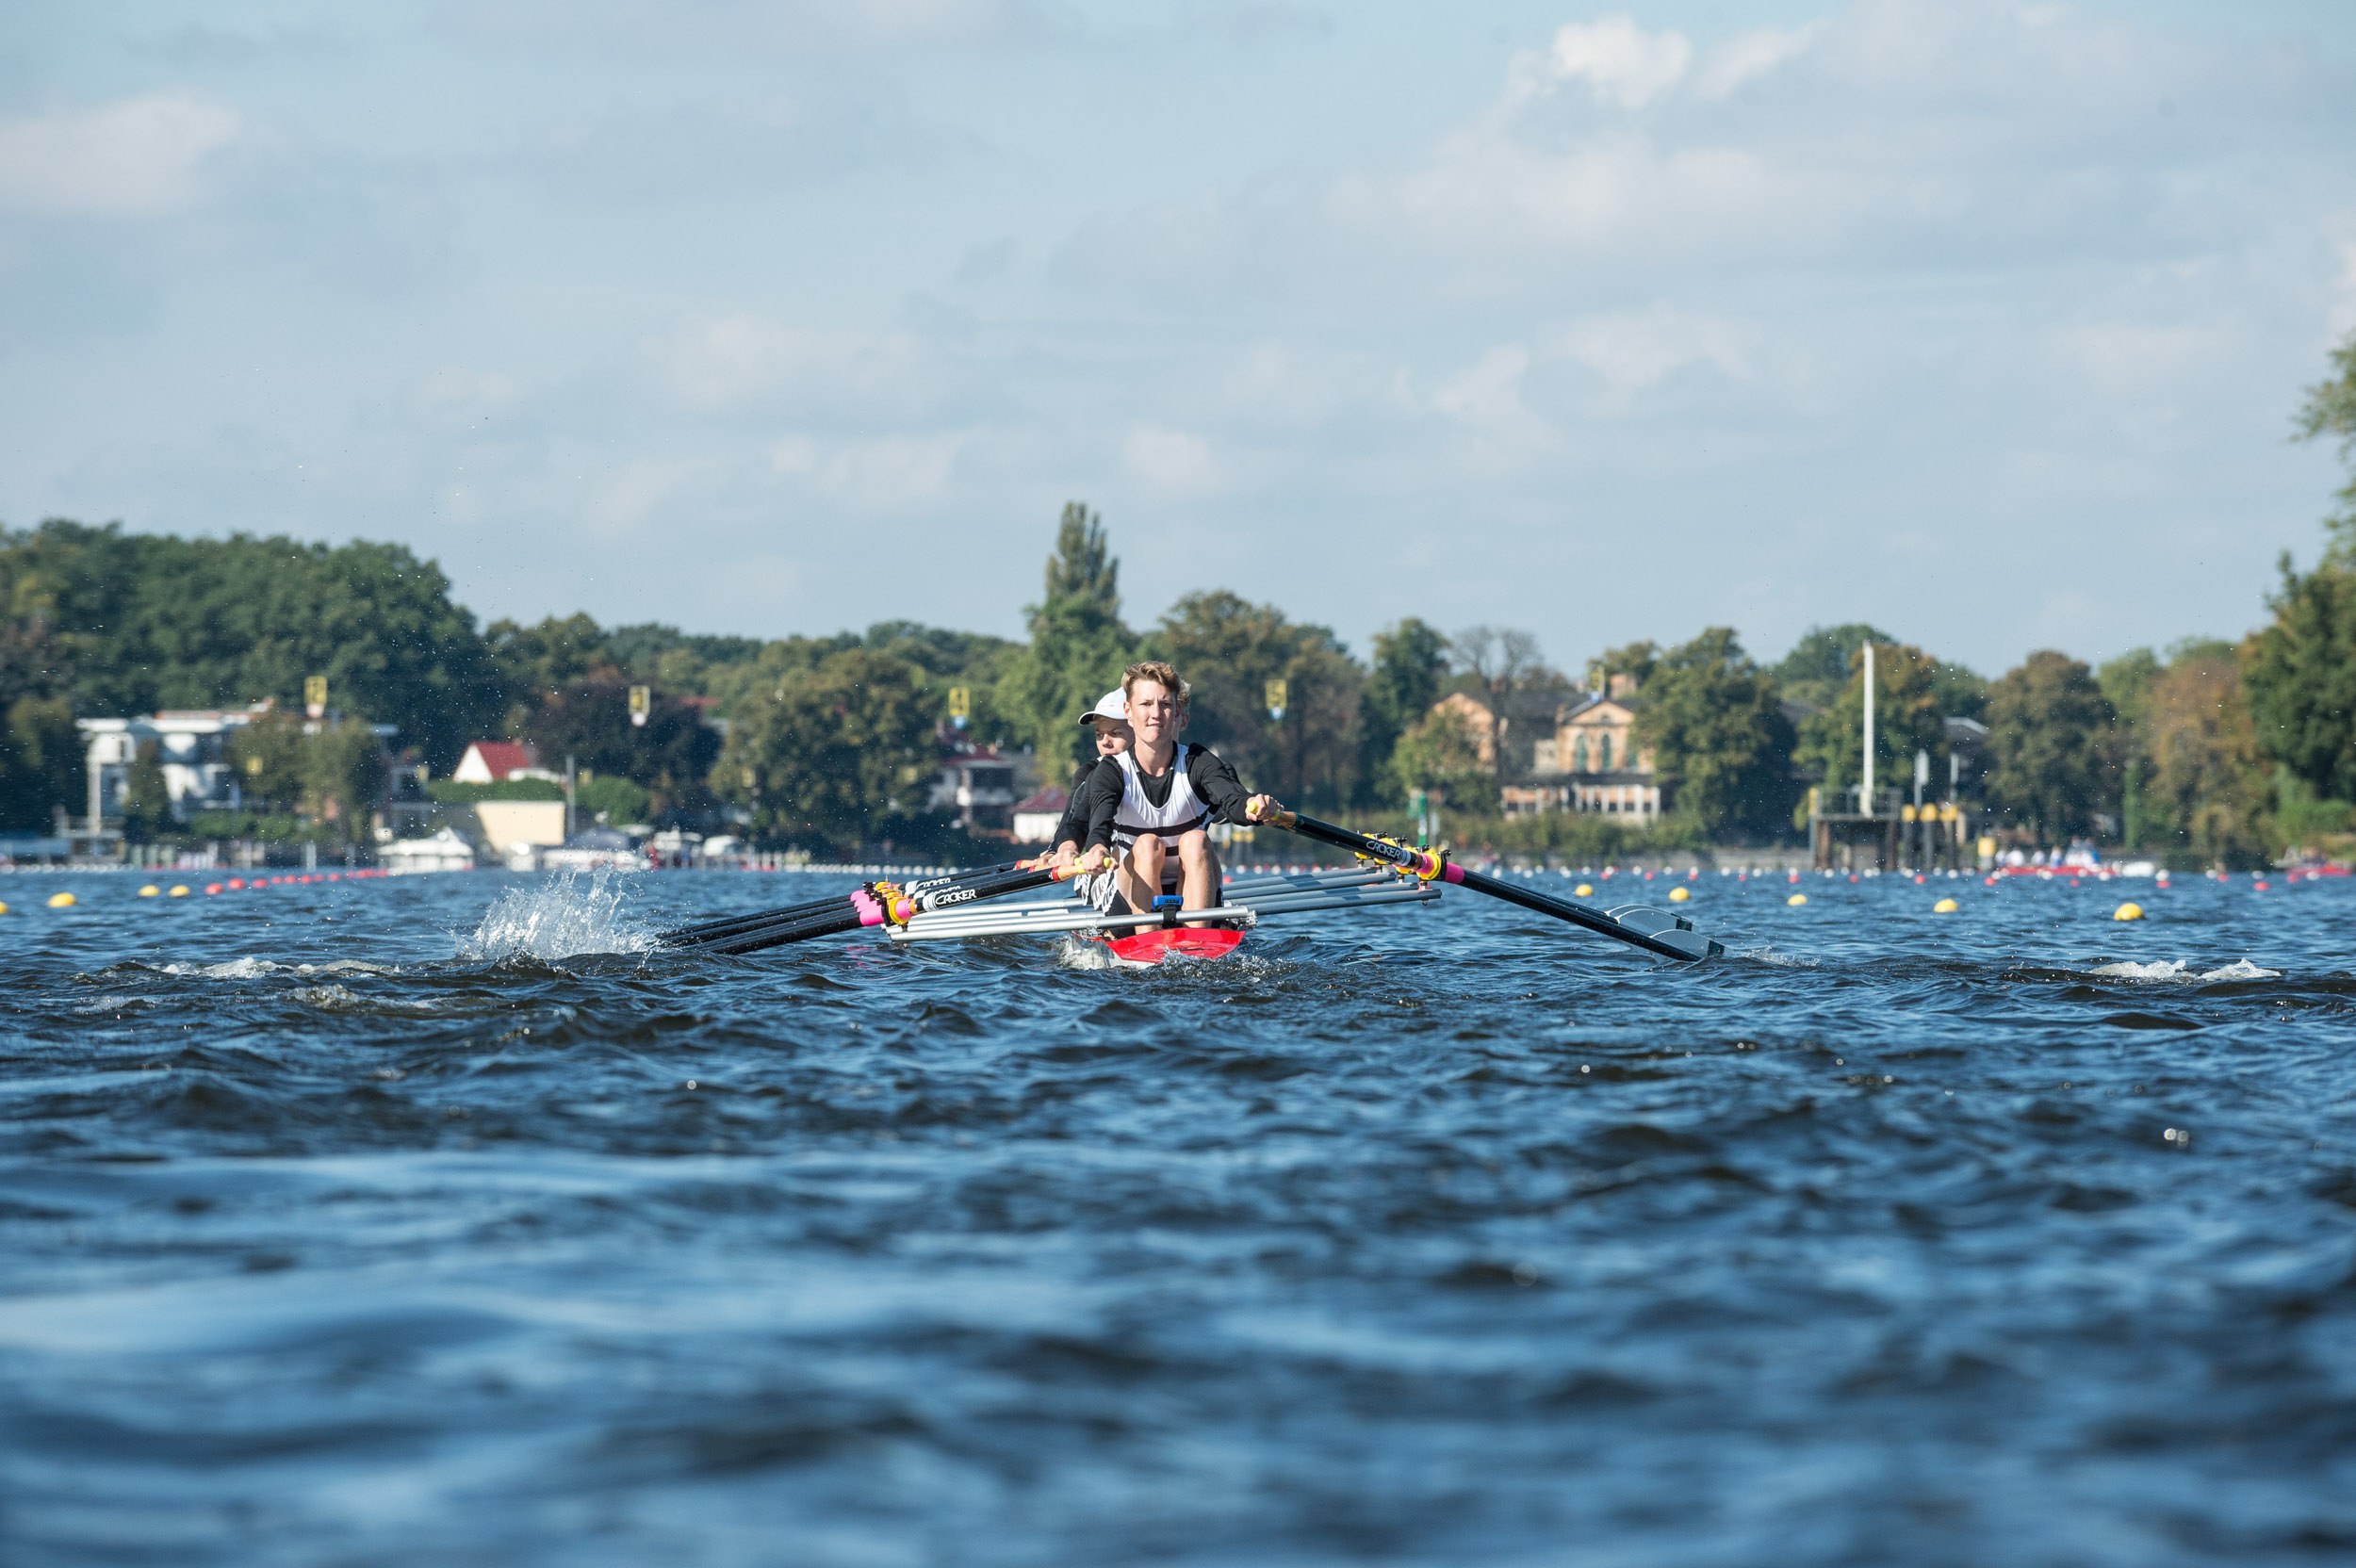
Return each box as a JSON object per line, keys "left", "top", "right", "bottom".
{"left": 382, "top": 827, "right": 477, "bottom": 874}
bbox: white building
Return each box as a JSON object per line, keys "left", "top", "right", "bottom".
{"left": 77, "top": 708, "right": 399, "bottom": 827}
{"left": 929, "top": 750, "right": 1020, "bottom": 834}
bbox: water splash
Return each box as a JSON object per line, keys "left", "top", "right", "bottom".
{"left": 459, "top": 867, "right": 656, "bottom": 961}
{"left": 1052, "top": 936, "right": 1119, "bottom": 971}
{"left": 2089, "top": 957, "right": 2283, "bottom": 982}
{"left": 158, "top": 958, "right": 402, "bottom": 979}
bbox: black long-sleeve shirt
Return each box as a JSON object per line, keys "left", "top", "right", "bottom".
{"left": 1050, "top": 763, "right": 1096, "bottom": 849}
{"left": 1074, "top": 743, "right": 1253, "bottom": 853}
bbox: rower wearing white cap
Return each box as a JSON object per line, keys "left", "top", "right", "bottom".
{"left": 1072, "top": 660, "right": 1282, "bottom": 920}
{"left": 1045, "top": 688, "right": 1133, "bottom": 874}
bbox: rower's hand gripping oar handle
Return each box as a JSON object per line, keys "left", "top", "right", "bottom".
{"left": 1259, "top": 808, "right": 1448, "bottom": 879}
{"left": 1258, "top": 808, "right": 1721, "bottom": 963}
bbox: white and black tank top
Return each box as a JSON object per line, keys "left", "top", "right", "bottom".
{"left": 1108, "top": 743, "right": 1211, "bottom": 847}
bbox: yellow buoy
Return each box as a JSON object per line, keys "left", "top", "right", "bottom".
{"left": 139, "top": 885, "right": 160, "bottom": 898}
{"left": 1933, "top": 897, "right": 1959, "bottom": 912}
{"left": 46, "top": 891, "right": 75, "bottom": 908}
{"left": 2114, "top": 902, "right": 2144, "bottom": 922}
{"left": 1788, "top": 893, "right": 1808, "bottom": 906}
{"left": 1574, "top": 884, "right": 1594, "bottom": 897}
{"left": 169, "top": 885, "right": 190, "bottom": 897}
{"left": 1668, "top": 886, "right": 1691, "bottom": 902}
{"left": 0, "top": 901, "right": 9, "bottom": 914}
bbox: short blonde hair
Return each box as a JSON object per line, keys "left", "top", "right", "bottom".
{"left": 1122, "top": 660, "right": 1189, "bottom": 718}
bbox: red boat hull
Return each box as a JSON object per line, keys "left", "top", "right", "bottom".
{"left": 1102, "top": 927, "right": 1246, "bottom": 965}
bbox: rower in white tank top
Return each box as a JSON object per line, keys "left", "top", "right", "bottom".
{"left": 1106, "top": 743, "right": 1212, "bottom": 851}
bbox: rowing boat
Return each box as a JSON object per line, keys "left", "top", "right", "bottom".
{"left": 889, "top": 866, "right": 1440, "bottom": 967}
{"left": 656, "top": 815, "right": 1718, "bottom": 967}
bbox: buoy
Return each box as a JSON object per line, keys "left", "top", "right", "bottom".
{"left": 1933, "top": 897, "right": 1959, "bottom": 912}
{"left": 1913, "top": 874, "right": 1926, "bottom": 885}
{"left": 1787, "top": 893, "right": 1808, "bottom": 906}
{"left": 1574, "top": 884, "right": 1594, "bottom": 897}
{"left": 169, "top": 885, "right": 189, "bottom": 897}
{"left": 227, "top": 877, "right": 244, "bottom": 890}
{"left": 205, "top": 883, "right": 223, "bottom": 895}
{"left": 0, "top": 901, "right": 9, "bottom": 914}
{"left": 46, "top": 891, "right": 75, "bottom": 908}
{"left": 138, "top": 885, "right": 160, "bottom": 898}
{"left": 2115, "top": 902, "right": 2144, "bottom": 922}
{"left": 1668, "top": 886, "right": 1691, "bottom": 902}
{"left": 2252, "top": 879, "right": 2270, "bottom": 890}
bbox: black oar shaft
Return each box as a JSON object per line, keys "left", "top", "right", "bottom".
{"left": 1448, "top": 864, "right": 1703, "bottom": 962}
{"left": 663, "top": 861, "right": 1024, "bottom": 947}
{"left": 1265, "top": 810, "right": 1712, "bottom": 962}
{"left": 698, "top": 865, "right": 1066, "bottom": 957}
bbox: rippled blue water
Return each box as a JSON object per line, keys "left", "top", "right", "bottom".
{"left": 3, "top": 864, "right": 2353, "bottom": 1565}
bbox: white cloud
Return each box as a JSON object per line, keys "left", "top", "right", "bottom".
{"left": 1431, "top": 345, "right": 1531, "bottom": 428}
{"left": 1693, "top": 23, "right": 1823, "bottom": 99}
{"left": 584, "top": 456, "right": 711, "bottom": 537}
{"left": 1548, "top": 310, "right": 1752, "bottom": 397}
{"left": 1508, "top": 16, "right": 1693, "bottom": 111}
{"left": 649, "top": 315, "right": 939, "bottom": 418}
{"left": 0, "top": 94, "right": 241, "bottom": 218}
{"left": 1122, "top": 424, "right": 1218, "bottom": 492}
{"left": 769, "top": 428, "right": 974, "bottom": 509}
{"left": 409, "top": 367, "right": 525, "bottom": 433}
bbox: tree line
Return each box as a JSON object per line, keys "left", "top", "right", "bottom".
{"left": 7, "top": 338, "right": 2356, "bottom": 863}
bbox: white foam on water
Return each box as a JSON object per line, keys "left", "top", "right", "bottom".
{"left": 74, "top": 994, "right": 153, "bottom": 1014}
{"left": 1734, "top": 944, "right": 1819, "bottom": 968}
{"left": 2090, "top": 957, "right": 2283, "bottom": 982}
{"left": 162, "top": 956, "right": 282, "bottom": 979}
{"left": 158, "top": 957, "right": 402, "bottom": 980}
{"left": 460, "top": 867, "right": 656, "bottom": 961}
{"left": 1052, "top": 937, "right": 1119, "bottom": 971}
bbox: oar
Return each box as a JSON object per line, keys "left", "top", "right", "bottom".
{"left": 1258, "top": 809, "right": 1723, "bottom": 962}
{"left": 702, "top": 864, "right": 1074, "bottom": 957}
{"left": 663, "top": 861, "right": 1025, "bottom": 948}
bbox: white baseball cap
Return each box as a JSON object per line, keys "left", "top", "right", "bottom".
{"left": 1077, "top": 688, "right": 1127, "bottom": 726}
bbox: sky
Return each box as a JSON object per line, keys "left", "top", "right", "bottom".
{"left": 2, "top": 0, "right": 2353, "bottom": 679}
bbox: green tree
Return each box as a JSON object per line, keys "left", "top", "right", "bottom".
{"left": 0, "top": 616, "right": 80, "bottom": 830}
{"left": 227, "top": 711, "right": 310, "bottom": 816}
{"left": 0, "top": 696, "right": 80, "bottom": 832}
{"left": 485, "top": 612, "right": 612, "bottom": 728}
{"left": 303, "top": 722, "right": 388, "bottom": 843}
{"left": 2296, "top": 327, "right": 2356, "bottom": 552}
{"left": 1385, "top": 705, "right": 1491, "bottom": 814}
{"left": 2244, "top": 558, "right": 2356, "bottom": 802}
{"left": 1983, "top": 650, "right": 2119, "bottom": 841}
{"left": 2142, "top": 645, "right": 2268, "bottom": 866}
{"left": 715, "top": 649, "right": 941, "bottom": 850}
{"left": 1631, "top": 628, "right": 1797, "bottom": 841}
{"left": 1775, "top": 623, "right": 1892, "bottom": 710}
{"left": 1585, "top": 639, "right": 1657, "bottom": 694}
{"left": 1043, "top": 501, "right": 1120, "bottom": 607}
{"left": 1793, "top": 644, "right": 1950, "bottom": 803}
{"left": 2099, "top": 647, "right": 2164, "bottom": 848}
{"left": 1356, "top": 618, "right": 1450, "bottom": 807}
{"left": 577, "top": 774, "right": 651, "bottom": 826}
{"left": 520, "top": 678, "right": 721, "bottom": 820}
{"left": 119, "top": 742, "right": 173, "bottom": 843}
{"left": 0, "top": 521, "right": 508, "bottom": 772}
{"left": 1152, "top": 590, "right": 1363, "bottom": 808}
{"left": 995, "top": 507, "right": 1138, "bottom": 768}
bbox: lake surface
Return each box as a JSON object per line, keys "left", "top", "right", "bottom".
{"left": 3, "top": 862, "right": 2352, "bottom": 1566}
